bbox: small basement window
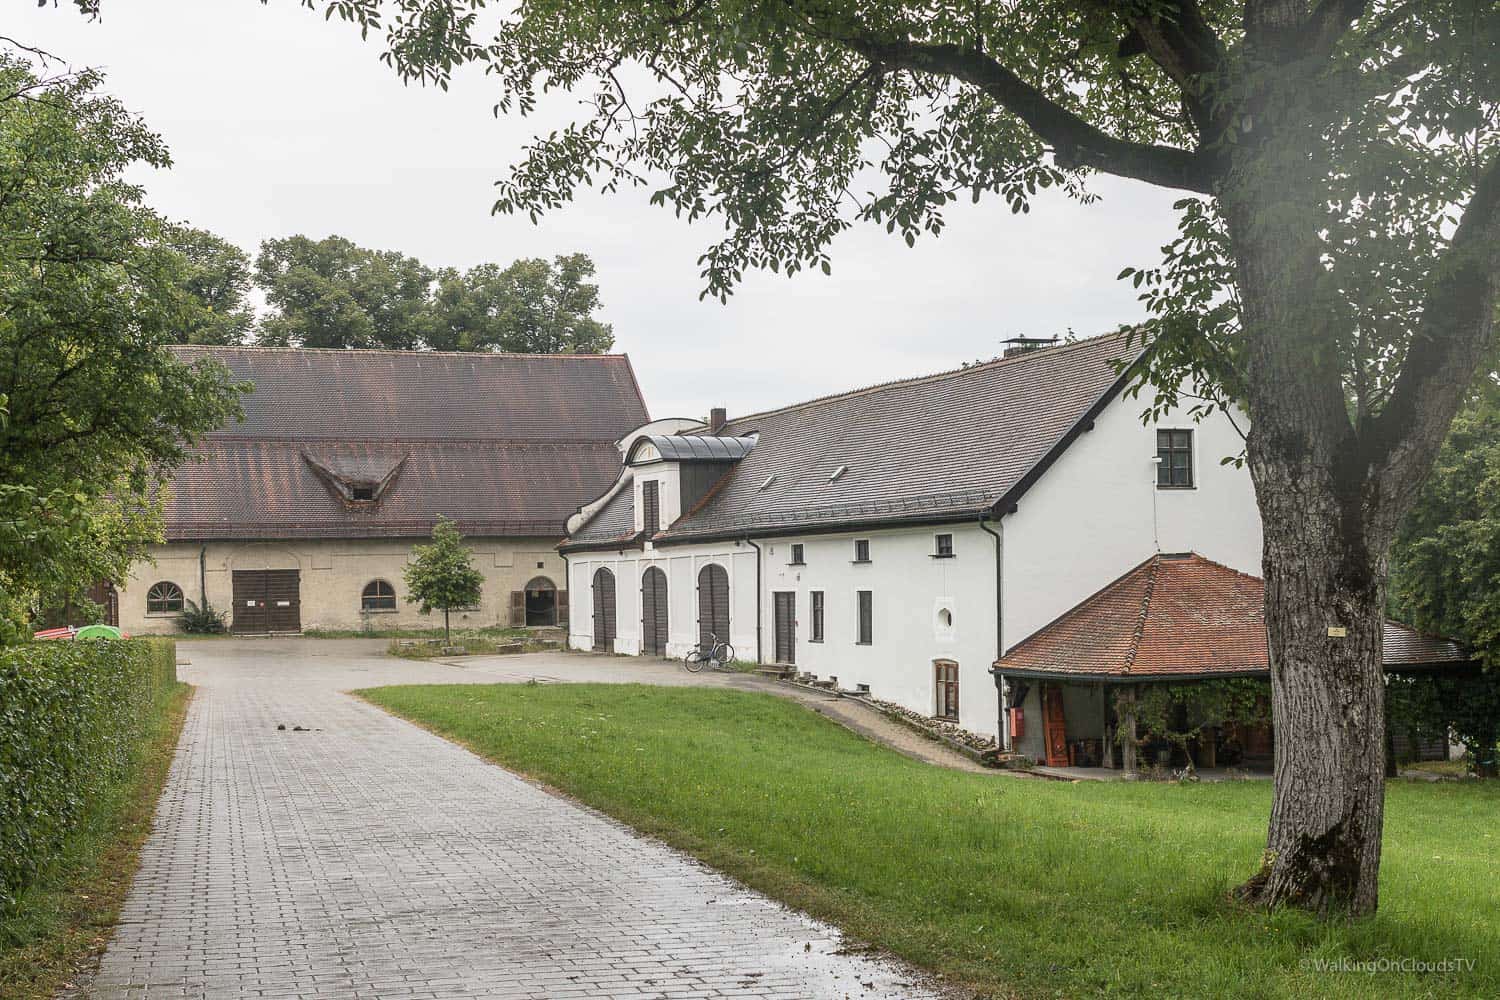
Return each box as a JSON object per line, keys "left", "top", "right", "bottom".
{"left": 146, "top": 581, "right": 184, "bottom": 614}
{"left": 853, "top": 539, "right": 871, "bottom": 563}
{"left": 934, "top": 533, "right": 954, "bottom": 558}
{"left": 362, "top": 580, "right": 397, "bottom": 612}
{"left": 790, "top": 543, "right": 805, "bottom": 565}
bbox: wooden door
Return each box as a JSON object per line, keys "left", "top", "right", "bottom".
{"left": 233, "top": 570, "right": 300, "bottom": 634}
{"left": 641, "top": 566, "right": 668, "bottom": 656}
{"left": 772, "top": 591, "right": 796, "bottom": 664}
{"left": 697, "top": 564, "right": 729, "bottom": 649}
{"left": 1041, "top": 684, "right": 1069, "bottom": 767}
{"left": 591, "top": 568, "right": 616, "bottom": 651}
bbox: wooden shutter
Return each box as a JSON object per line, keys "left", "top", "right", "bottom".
{"left": 557, "top": 588, "right": 569, "bottom": 627}
{"left": 592, "top": 568, "right": 616, "bottom": 651}
{"left": 697, "top": 564, "right": 729, "bottom": 648}
{"left": 773, "top": 592, "right": 796, "bottom": 664}
{"left": 643, "top": 480, "right": 660, "bottom": 532}
{"left": 641, "top": 566, "right": 668, "bottom": 656}
{"left": 508, "top": 590, "right": 526, "bottom": 627}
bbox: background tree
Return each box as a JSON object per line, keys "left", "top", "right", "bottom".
{"left": 290, "top": 0, "right": 1500, "bottom": 915}
{"left": 0, "top": 55, "right": 244, "bottom": 639}
{"left": 254, "top": 234, "right": 435, "bottom": 349}
{"left": 402, "top": 518, "right": 483, "bottom": 643}
{"left": 167, "top": 225, "right": 255, "bottom": 345}
{"left": 427, "top": 253, "right": 614, "bottom": 352}
{"left": 1390, "top": 373, "right": 1500, "bottom": 775}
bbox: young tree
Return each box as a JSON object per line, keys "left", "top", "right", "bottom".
{"left": 402, "top": 519, "right": 483, "bottom": 644}
{"left": 0, "top": 55, "right": 244, "bottom": 637}
{"left": 281, "top": 0, "right": 1498, "bottom": 917}
{"left": 254, "top": 234, "right": 436, "bottom": 349}
{"left": 427, "top": 253, "right": 614, "bottom": 353}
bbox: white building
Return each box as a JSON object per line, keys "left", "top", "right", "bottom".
{"left": 559, "top": 331, "right": 1263, "bottom": 743}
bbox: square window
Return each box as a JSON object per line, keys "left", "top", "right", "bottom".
{"left": 790, "top": 543, "right": 805, "bottom": 565}
{"left": 853, "top": 539, "right": 871, "bottom": 563}
{"left": 1156, "top": 429, "right": 1194, "bottom": 488}
{"left": 934, "top": 533, "right": 954, "bottom": 558}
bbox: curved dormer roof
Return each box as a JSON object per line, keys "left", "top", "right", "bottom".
{"left": 628, "top": 434, "right": 758, "bottom": 464}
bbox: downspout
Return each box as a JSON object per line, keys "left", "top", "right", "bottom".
{"left": 560, "top": 550, "right": 570, "bottom": 639}
{"left": 199, "top": 545, "right": 208, "bottom": 608}
{"left": 743, "top": 534, "right": 763, "bottom": 664}
{"left": 979, "top": 512, "right": 1009, "bottom": 751}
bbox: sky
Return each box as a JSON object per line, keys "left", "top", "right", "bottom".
{"left": 14, "top": 1, "right": 1183, "bottom": 420}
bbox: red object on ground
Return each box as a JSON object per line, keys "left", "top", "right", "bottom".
{"left": 32, "top": 626, "right": 76, "bottom": 640}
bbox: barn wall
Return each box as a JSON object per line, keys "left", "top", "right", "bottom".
{"left": 117, "top": 536, "right": 566, "bottom": 634}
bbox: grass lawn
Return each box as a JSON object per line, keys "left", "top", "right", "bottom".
{"left": 0, "top": 682, "right": 192, "bottom": 999}
{"left": 360, "top": 683, "right": 1499, "bottom": 1000}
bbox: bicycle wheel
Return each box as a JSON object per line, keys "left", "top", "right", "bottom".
{"left": 683, "top": 648, "right": 706, "bottom": 673}
{"left": 717, "top": 643, "right": 736, "bottom": 666}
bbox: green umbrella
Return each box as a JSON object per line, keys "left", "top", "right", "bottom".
{"left": 74, "top": 624, "right": 124, "bottom": 640}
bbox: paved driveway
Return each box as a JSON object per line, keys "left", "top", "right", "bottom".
{"left": 88, "top": 639, "right": 944, "bottom": 999}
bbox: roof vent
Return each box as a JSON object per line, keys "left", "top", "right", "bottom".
{"left": 760, "top": 474, "right": 777, "bottom": 491}
{"left": 829, "top": 465, "right": 848, "bottom": 483}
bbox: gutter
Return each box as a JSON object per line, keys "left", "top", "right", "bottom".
{"left": 743, "top": 534, "right": 763, "bottom": 664}
{"left": 977, "top": 512, "right": 1007, "bottom": 750}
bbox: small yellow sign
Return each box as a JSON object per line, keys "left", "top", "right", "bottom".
{"left": 1327, "top": 626, "right": 1348, "bottom": 638}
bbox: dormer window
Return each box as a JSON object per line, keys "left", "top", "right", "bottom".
{"left": 351, "top": 485, "right": 375, "bottom": 502}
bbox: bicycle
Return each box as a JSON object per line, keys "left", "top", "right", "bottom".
{"left": 683, "top": 632, "right": 735, "bottom": 672}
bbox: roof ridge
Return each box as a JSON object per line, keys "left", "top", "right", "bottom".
{"left": 202, "top": 436, "right": 620, "bottom": 446}
{"left": 723, "top": 328, "right": 1140, "bottom": 428}
{"left": 172, "top": 344, "right": 634, "bottom": 361}
{"left": 1122, "top": 555, "right": 1162, "bottom": 673}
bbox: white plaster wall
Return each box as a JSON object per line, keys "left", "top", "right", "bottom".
{"left": 1000, "top": 393, "right": 1262, "bottom": 653}
{"left": 631, "top": 460, "right": 683, "bottom": 533}
{"left": 119, "top": 537, "right": 566, "bottom": 634}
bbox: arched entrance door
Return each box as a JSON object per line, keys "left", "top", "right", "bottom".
{"left": 591, "top": 568, "right": 617, "bottom": 652}
{"left": 641, "top": 566, "right": 668, "bottom": 657}
{"left": 524, "top": 576, "right": 557, "bottom": 626}
{"left": 696, "top": 563, "right": 729, "bottom": 650}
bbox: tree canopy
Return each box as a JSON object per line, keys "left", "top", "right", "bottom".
{"left": 0, "top": 55, "right": 244, "bottom": 637}
{"left": 402, "top": 518, "right": 484, "bottom": 642}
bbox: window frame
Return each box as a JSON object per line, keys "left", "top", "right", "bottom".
{"left": 810, "top": 590, "right": 824, "bottom": 642}
{"left": 852, "top": 538, "right": 871, "bottom": 564}
{"left": 855, "top": 590, "right": 873, "bottom": 645}
{"left": 789, "top": 543, "right": 805, "bottom": 565}
{"left": 1156, "top": 428, "right": 1195, "bottom": 489}
{"left": 933, "top": 533, "right": 955, "bottom": 558}
{"left": 361, "top": 579, "right": 398, "bottom": 613}
{"left": 934, "top": 660, "right": 960, "bottom": 721}
{"left": 146, "top": 581, "right": 185, "bottom": 615}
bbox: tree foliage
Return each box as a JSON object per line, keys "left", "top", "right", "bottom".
{"left": 402, "top": 518, "right": 483, "bottom": 641}
{"left": 167, "top": 225, "right": 256, "bottom": 345}
{"left": 0, "top": 56, "right": 244, "bottom": 638}
{"left": 428, "top": 253, "right": 614, "bottom": 353}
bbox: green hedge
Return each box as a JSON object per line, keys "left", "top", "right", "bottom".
{"left": 0, "top": 639, "right": 178, "bottom": 912}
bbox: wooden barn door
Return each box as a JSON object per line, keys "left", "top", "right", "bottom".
{"left": 696, "top": 564, "right": 729, "bottom": 650}
{"left": 772, "top": 591, "right": 796, "bottom": 664}
{"left": 1041, "top": 684, "right": 1069, "bottom": 767}
{"left": 640, "top": 566, "right": 668, "bottom": 657}
{"left": 232, "top": 569, "right": 300, "bottom": 634}
{"left": 591, "top": 568, "right": 616, "bottom": 652}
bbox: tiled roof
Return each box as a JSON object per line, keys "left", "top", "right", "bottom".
{"left": 656, "top": 332, "right": 1140, "bottom": 540}
{"left": 567, "top": 476, "right": 639, "bottom": 547}
{"left": 996, "top": 553, "right": 1469, "bottom": 678}
{"left": 164, "top": 347, "right": 649, "bottom": 540}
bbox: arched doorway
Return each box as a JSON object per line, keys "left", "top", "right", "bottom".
{"left": 696, "top": 563, "right": 729, "bottom": 650}
{"left": 591, "top": 568, "right": 617, "bottom": 652}
{"left": 641, "top": 566, "right": 668, "bottom": 657}
{"left": 524, "top": 576, "right": 557, "bottom": 626}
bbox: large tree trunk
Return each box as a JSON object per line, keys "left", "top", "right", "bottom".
{"left": 1239, "top": 453, "right": 1389, "bottom": 915}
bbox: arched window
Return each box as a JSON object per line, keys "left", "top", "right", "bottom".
{"left": 362, "top": 580, "right": 397, "bottom": 611}
{"left": 146, "top": 581, "right": 184, "bottom": 614}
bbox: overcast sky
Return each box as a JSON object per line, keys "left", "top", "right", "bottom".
{"left": 17, "top": 1, "right": 1181, "bottom": 420}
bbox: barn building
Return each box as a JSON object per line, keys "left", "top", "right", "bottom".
{"left": 116, "top": 347, "right": 648, "bottom": 635}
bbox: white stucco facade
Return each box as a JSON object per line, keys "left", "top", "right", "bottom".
{"left": 566, "top": 388, "right": 1263, "bottom": 742}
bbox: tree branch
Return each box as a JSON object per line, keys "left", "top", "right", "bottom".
{"left": 1366, "top": 152, "right": 1500, "bottom": 506}
{"left": 838, "top": 37, "right": 1214, "bottom": 193}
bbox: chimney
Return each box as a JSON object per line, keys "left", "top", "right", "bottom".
{"left": 708, "top": 407, "right": 727, "bottom": 434}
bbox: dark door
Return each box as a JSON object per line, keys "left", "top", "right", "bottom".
{"left": 773, "top": 591, "right": 796, "bottom": 664}
{"left": 524, "top": 576, "right": 557, "bottom": 626}
{"left": 232, "top": 569, "right": 300, "bottom": 634}
{"left": 697, "top": 563, "right": 729, "bottom": 649}
{"left": 591, "top": 568, "right": 616, "bottom": 652}
{"left": 641, "top": 566, "right": 668, "bottom": 657}
{"left": 1041, "top": 684, "right": 1069, "bottom": 767}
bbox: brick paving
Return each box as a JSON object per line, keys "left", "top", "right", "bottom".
{"left": 86, "top": 639, "right": 945, "bottom": 999}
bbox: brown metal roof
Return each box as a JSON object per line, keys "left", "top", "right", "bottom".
{"left": 164, "top": 347, "right": 649, "bottom": 540}
{"left": 653, "top": 332, "right": 1141, "bottom": 541}
{"left": 995, "top": 553, "right": 1469, "bottom": 679}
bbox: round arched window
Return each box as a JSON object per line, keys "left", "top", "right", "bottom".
{"left": 362, "top": 580, "right": 397, "bottom": 611}
{"left": 146, "top": 581, "right": 185, "bottom": 614}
